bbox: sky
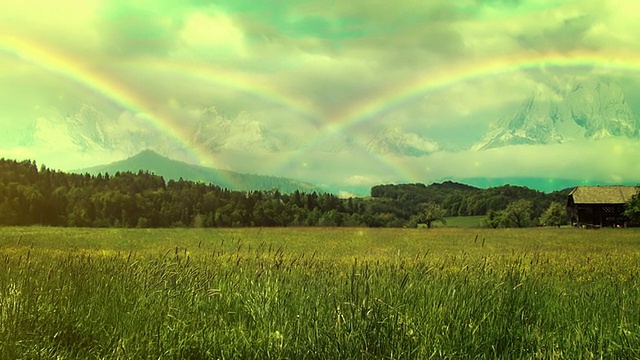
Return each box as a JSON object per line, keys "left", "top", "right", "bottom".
{"left": 2, "top": 0, "right": 640, "bottom": 195}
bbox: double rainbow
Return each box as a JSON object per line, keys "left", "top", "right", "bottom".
{"left": 0, "top": 34, "right": 319, "bottom": 171}
{"left": 277, "top": 50, "right": 640, "bottom": 184}
{"left": 4, "top": 33, "right": 640, "bottom": 186}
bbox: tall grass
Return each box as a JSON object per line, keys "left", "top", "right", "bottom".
{"left": 1, "top": 227, "right": 640, "bottom": 358}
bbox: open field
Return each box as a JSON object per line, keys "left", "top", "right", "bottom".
{"left": 2, "top": 227, "right": 640, "bottom": 358}
{"left": 440, "top": 215, "right": 486, "bottom": 228}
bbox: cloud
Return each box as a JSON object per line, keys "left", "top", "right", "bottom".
{"left": 98, "top": 3, "right": 184, "bottom": 57}
{"left": 517, "top": 15, "right": 595, "bottom": 52}
{"left": 2, "top": 0, "right": 640, "bottom": 193}
{"left": 401, "top": 138, "right": 640, "bottom": 184}
{"left": 269, "top": 135, "right": 640, "bottom": 188}
{"left": 345, "top": 175, "right": 379, "bottom": 186}
{"left": 178, "top": 12, "right": 247, "bottom": 59}
{"left": 0, "top": 145, "right": 124, "bottom": 172}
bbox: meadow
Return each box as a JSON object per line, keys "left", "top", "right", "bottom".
{"left": 438, "top": 215, "right": 486, "bottom": 228}
{"left": 1, "top": 226, "right": 640, "bottom": 359}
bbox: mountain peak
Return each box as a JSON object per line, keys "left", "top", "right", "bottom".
{"left": 365, "top": 127, "right": 439, "bottom": 156}
{"left": 472, "top": 80, "right": 639, "bottom": 150}
{"left": 77, "top": 150, "right": 322, "bottom": 193}
{"left": 129, "top": 149, "right": 166, "bottom": 161}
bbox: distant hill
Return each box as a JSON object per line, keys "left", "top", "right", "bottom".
{"left": 370, "top": 181, "right": 570, "bottom": 218}
{"left": 456, "top": 177, "right": 639, "bottom": 193}
{"left": 75, "top": 150, "right": 323, "bottom": 193}
{"left": 371, "top": 181, "right": 479, "bottom": 201}
{"left": 372, "top": 178, "right": 600, "bottom": 196}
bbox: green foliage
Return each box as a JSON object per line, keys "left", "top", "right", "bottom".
{"left": 413, "top": 201, "right": 447, "bottom": 228}
{"left": 500, "top": 199, "right": 534, "bottom": 228}
{"left": 481, "top": 200, "right": 537, "bottom": 228}
{"left": 624, "top": 186, "right": 640, "bottom": 223}
{"left": 372, "top": 182, "right": 568, "bottom": 221}
{"left": 481, "top": 209, "right": 503, "bottom": 228}
{"left": 0, "top": 157, "right": 578, "bottom": 229}
{"left": 540, "top": 201, "right": 569, "bottom": 227}
{"left": 0, "top": 158, "right": 380, "bottom": 228}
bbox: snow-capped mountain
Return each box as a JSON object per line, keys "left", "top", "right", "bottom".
{"left": 362, "top": 127, "right": 439, "bottom": 156}
{"left": 21, "top": 105, "right": 177, "bottom": 155}
{"left": 192, "top": 107, "right": 285, "bottom": 153}
{"left": 472, "top": 81, "right": 639, "bottom": 151}
{"left": 21, "top": 105, "right": 289, "bottom": 160}
{"left": 307, "top": 126, "right": 439, "bottom": 157}
{"left": 21, "top": 102, "right": 441, "bottom": 161}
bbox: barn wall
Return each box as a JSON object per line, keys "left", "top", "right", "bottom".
{"left": 571, "top": 203, "right": 627, "bottom": 227}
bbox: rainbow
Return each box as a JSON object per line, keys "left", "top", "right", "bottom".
{"left": 0, "top": 34, "right": 324, "bottom": 191}
{"left": 121, "top": 59, "right": 320, "bottom": 124}
{"left": 330, "top": 50, "right": 640, "bottom": 132}
{"left": 278, "top": 50, "right": 640, "bottom": 184}
{"left": 6, "top": 34, "right": 640, "bottom": 188}
{"left": 0, "top": 34, "right": 214, "bottom": 166}
{"left": 0, "top": 35, "right": 320, "bottom": 181}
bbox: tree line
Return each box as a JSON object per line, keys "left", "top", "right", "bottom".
{"left": 0, "top": 158, "right": 402, "bottom": 228}
{"left": 370, "top": 182, "right": 570, "bottom": 225}
{"left": 0, "top": 158, "right": 590, "bottom": 228}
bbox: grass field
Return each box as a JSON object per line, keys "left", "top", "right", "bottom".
{"left": 2, "top": 226, "right": 640, "bottom": 359}
{"left": 440, "top": 215, "right": 486, "bottom": 228}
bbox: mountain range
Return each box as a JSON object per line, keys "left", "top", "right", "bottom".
{"left": 22, "top": 105, "right": 181, "bottom": 156}
{"left": 22, "top": 105, "right": 442, "bottom": 159}
{"left": 25, "top": 80, "right": 638, "bottom": 157}
{"left": 472, "top": 80, "right": 639, "bottom": 150}
{"left": 13, "top": 79, "right": 640, "bottom": 194}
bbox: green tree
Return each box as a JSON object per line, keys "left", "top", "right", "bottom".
{"left": 0, "top": 199, "right": 18, "bottom": 225}
{"left": 415, "top": 202, "right": 447, "bottom": 229}
{"left": 540, "top": 201, "right": 568, "bottom": 227}
{"left": 501, "top": 199, "right": 533, "bottom": 228}
{"left": 624, "top": 186, "right": 640, "bottom": 223}
{"left": 481, "top": 209, "right": 502, "bottom": 228}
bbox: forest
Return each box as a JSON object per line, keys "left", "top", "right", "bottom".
{"left": 0, "top": 158, "right": 570, "bottom": 228}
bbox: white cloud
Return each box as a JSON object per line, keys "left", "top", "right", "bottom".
{"left": 404, "top": 138, "right": 640, "bottom": 184}
{"left": 179, "top": 11, "right": 247, "bottom": 59}
{"left": 338, "top": 190, "right": 358, "bottom": 198}
{"left": 0, "top": 145, "right": 122, "bottom": 172}
{"left": 345, "top": 175, "right": 378, "bottom": 186}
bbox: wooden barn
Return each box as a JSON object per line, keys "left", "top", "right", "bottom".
{"left": 567, "top": 186, "right": 637, "bottom": 228}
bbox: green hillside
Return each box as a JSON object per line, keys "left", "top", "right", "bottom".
{"left": 75, "top": 150, "right": 322, "bottom": 193}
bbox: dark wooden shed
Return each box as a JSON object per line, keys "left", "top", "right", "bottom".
{"left": 567, "top": 186, "right": 637, "bottom": 228}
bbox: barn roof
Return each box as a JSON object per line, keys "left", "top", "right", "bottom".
{"left": 569, "top": 186, "right": 638, "bottom": 204}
